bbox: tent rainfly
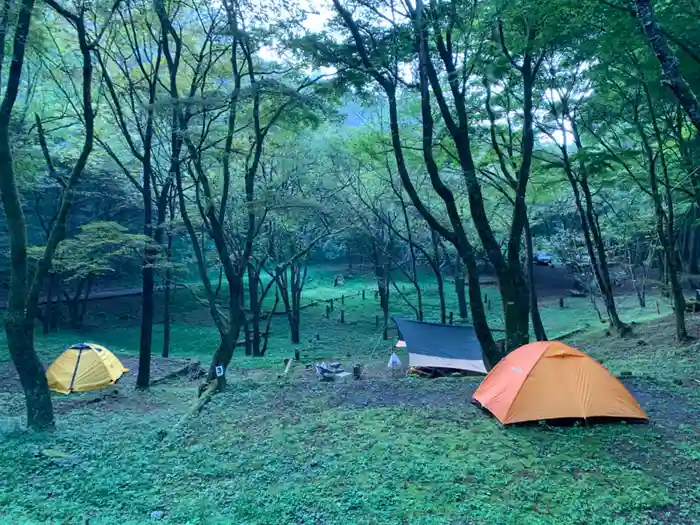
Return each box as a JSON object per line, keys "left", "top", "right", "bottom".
{"left": 46, "top": 343, "right": 129, "bottom": 394}
{"left": 472, "top": 341, "right": 648, "bottom": 424}
{"left": 392, "top": 317, "right": 487, "bottom": 374}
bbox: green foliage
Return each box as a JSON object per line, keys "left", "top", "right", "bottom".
{"left": 28, "top": 221, "right": 148, "bottom": 280}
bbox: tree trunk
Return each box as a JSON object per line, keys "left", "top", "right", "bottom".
{"left": 162, "top": 272, "right": 171, "bottom": 358}
{"left": 290, "top": 264, "right": 304, "bottom": 345}
{"left": 289, "top": 316, "right": 301, "bottom": 345}
{"left": 500, "top": 272, "right": 531, "bottom": 351}
{"left": 639, "top": 85, "right": 687, "bottom": 340}
{"left": 51, "top": 275, "right": 61, "bottom": 332}
{"left": 524, "top": 218, "right": 547, "bottom": 341}
{"left": 248, "top": 264, "right": 262, "bottom": 356}
{"left": 565, "top": 117, "right": 628, "bottom": 335}
{"left": 689, "top": 222, "right": 698, "bottom": 274}
{"left": 242, "top": 313, "right": 252, "bottom": 356}
{"left": 431, "top": 230, "right": 446, "bottom": 324}
{"left": 162, "top": 198, "right": 174, "bottom": 358}
{"left": 137, "top": 246, "right": 155, "bottom": 389}
{"left": 633, "top": 0, "right": 700, "bottom": 134}
{"left": 0, "top": 0, "right": 53, "bottom": 427}
{"left": 436, "top": 270, "right": 446, "bottom": 324}
{"left": 77, "top": 273, "right": 93, "bottom": 327}
{"left": 42, "top": 273, "right": 55, "bottom": 334}
{"left": 455, "top": 262, "right": 468, "bottom": 320}
{"left": 669, "top": 251, "right": 687, "bottom": 339}
{"left": 260, "top": 290, "right": 279, "bottom": 357}
{"left": 6, "top": 321, "right": 54, "bottom": 428}
{"left": 66, "top": 279, "right": 84, "bottom": 329}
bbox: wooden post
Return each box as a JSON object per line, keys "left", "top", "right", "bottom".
{"left": 449, "top": 312, "right": 454, "bottom": 324}
{"left": 326, "top": 305, "right": 330, "bottom": 318}
{"left": 315, "top": 333, "right": 320, "bottom": 341}
{"left": 341, "top": 294, "right": 345, "bottom": 305}
{"left": 487, "top": 300, "right": 491, "bottom": 311}
{"left": 484, "top": 294, "right": 488, "bottom": 303}
{"left": 340, "top": 310, "right": 345, "bottom": 324}
{"left": 656, "top": 301, "right": 660, "bottom": 315}
{"left": 559, "top": 297, "right": 564, "bottom": 309}
{"left": 330, "top": 298, "right": 334, "bottom": 311}
{"left": 375, "top": 314, "right": 379, "bottom": 328}
{"left": 294, "top": 349, "right": 300, "bottom": 361}
{"left": 362, "top": 289, "right": 365, "bottom": 300}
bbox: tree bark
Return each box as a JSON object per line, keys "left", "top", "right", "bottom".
{"left": 162, "top": 193, "right": 174, "bottom": 358}
{"left": 689, "top": 216, "right": 699, "bottom": 274}
{"left": 524, "top": 218, "right": 547, "bottom": 341}
{"left": 78, "top": 273, "right": 93, "bottom": 327}
{"left": 564, "top": 113, "right": 628, "bottom": 334}
{"left": 454, "top": 261, "right": 468, "bottom": 320}
{"left": 51, "top": 275, "right": 61, "bottom": 331}
{"left": 638, "top": 85, "right": 687, "bottom": 340}
{"left": 0, "top": 0, "right": 84, "bottom": 430}
{"left": 633, "top": 0, "right": 700, "bottom": 134}
{"left": 247, "top": 264, "right": 262, "bottom": 356}
{"left": 42, "top": 273, "right": 56, "bottom": 334}
{"left": 331, "top": 0, "right": 499, "bottom": 364}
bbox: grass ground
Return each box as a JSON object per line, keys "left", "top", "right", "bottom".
{"left": 0, "top": 268, "right": 696, "bottom": 524}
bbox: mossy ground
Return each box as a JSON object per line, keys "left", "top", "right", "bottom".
{"left": 0, "top": 269, "right": 697, "bottom": 524}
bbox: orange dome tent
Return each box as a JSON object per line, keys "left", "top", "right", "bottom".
{"left": 472, "top": 341, "right": 647, "bottom": 424}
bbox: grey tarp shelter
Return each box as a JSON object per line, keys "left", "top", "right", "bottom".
{"left": 392, "top": 317, "right": 487, "bottom": 374}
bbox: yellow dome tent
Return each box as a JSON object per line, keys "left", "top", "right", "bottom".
{"left": 46, "top": 343, "right": 128, "bottom": 394}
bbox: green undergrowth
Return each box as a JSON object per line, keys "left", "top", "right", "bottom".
{"left": 0, "top": 375, "right": 680, "bottom": 525}
{"left": 1, "top": 269, "right": 696, "bottom": 524}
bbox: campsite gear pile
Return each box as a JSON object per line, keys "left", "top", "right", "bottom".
{"left": 313, "top": 362, "right": 350, "bottom": 381}
{"left": 46, "top": 343, "right": 128, "bottom": 394}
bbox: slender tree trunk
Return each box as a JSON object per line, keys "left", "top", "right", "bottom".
{"left": 67, "top": 279, "right": 84, "bottom": 329}
{"left": 290, "top": 265, "right": 302, "bottom": 345}
{"left": 565, "top": 117, "right": 628, "bottom": 334}
{"left": 242, "top": 312, "right": 252, "bottom": 356}
{"left": 689, "top": 219, "right": 699, "bottom": 274}
{"left": 248, "top": 264, "right": 261, "bottom": 356}
{"left": 162, "top": 274, "right": 171, "bottom": 358}
{"left": 669, "top": 252, "right": 687, "bottom": 339}
{"left": 524, "top": 218, "right": 547, "bottom": 341}
{"left": 51, "top": 275, "right": 61, "bottom": 331}
{"left": 42, "top": 273, "right": 55, "bottom": 334}
{"left": 455, "top": 262, "right": 468, "bottom": 320}
{"left": 78, "top": 273, "right": 93, "bottom": 327}
{"left": 633, "top": 0, "right": 700, "bottom": 134}
{"left": 639, "top": 86, "right": 687, "bottom": 340}
{"left": 162, "top": 196, "right": 174, "bottom": 358}
{"left": 0, "top": 0, "right": 52, "bottom": 429}
{"left": 431, "top": 230, "right": 446, "bottom": 324}
{"left": 260, "top": 290, "right": 278, "bottom": 357}
{"left": 137, "top": 244, "right": 155, "bottom": 388}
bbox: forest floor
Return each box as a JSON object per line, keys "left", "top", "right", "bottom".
{"left": 1, "top": 269, "right": 698, "bottom": 524}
